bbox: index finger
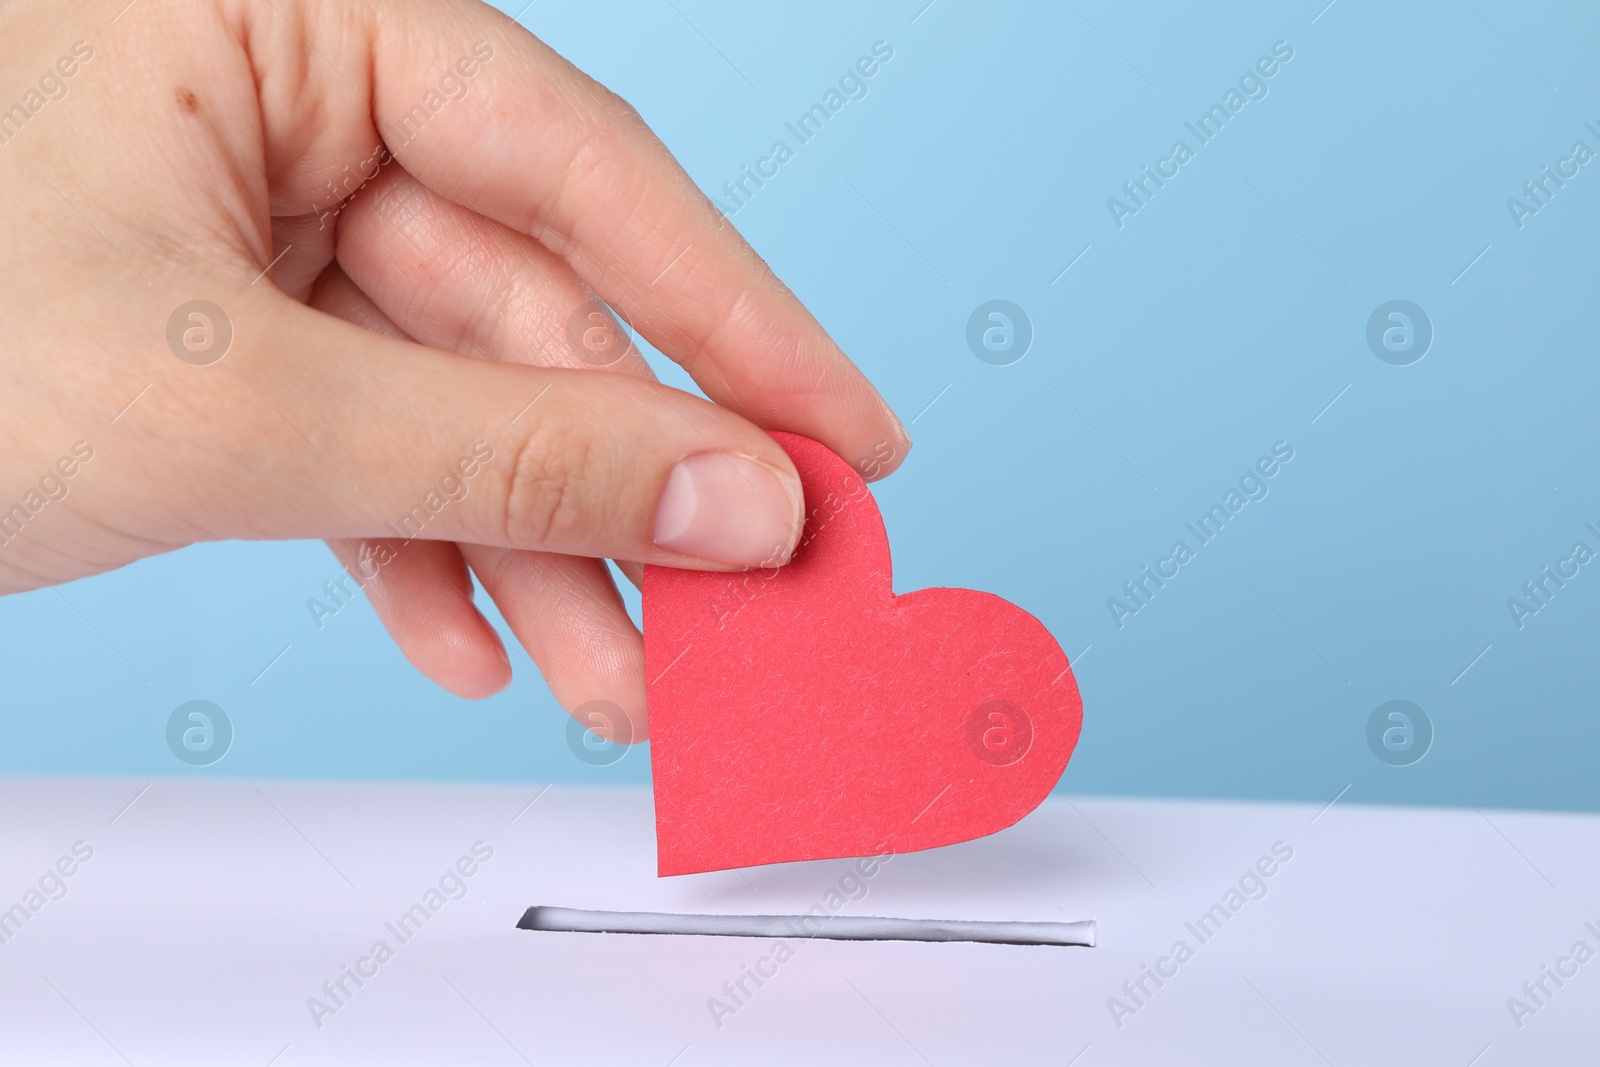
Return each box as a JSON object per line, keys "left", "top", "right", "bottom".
{"left": 367, "top": 1, "right": 911, "bottom": 479}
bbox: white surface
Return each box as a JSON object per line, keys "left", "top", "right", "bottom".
{"left": 0, "top": 777, "right": 1596, "bottom": 1065}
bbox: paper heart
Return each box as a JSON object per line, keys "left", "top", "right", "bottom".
{"left": 644, "top": 433, "right": 1082, "bottom": 876}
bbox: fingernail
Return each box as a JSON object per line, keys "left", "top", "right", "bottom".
{"left": 888, "top": 403, "right": 912, "bottom": 451}
{"left": 653, "top": 452, "right": 802, "bottom": 567}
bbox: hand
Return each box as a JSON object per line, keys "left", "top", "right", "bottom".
{"left": 0, "top": 0, "right": 909, "bottom": 738}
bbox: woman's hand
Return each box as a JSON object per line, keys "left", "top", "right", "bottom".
{"left": 0, "top": 0, "right": 909, "bottom": 737}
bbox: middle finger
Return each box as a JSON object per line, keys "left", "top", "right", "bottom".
{"left": 336, "top": 164, "right": 655, "bottom": 380}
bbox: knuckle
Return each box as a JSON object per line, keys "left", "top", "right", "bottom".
{"left": 593, "top": 81, "right": 648, "bottom": 134}
{"left": 502, "top": 425, "right": 593, "bottom": 548}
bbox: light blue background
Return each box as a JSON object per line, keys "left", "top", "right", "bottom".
{"left": 4, "top": 0, "right": 1597, "bottom": 812}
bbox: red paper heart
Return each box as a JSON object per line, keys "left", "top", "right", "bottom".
{"left": 644, "top": 433, "right": 1082, "bottom": 876}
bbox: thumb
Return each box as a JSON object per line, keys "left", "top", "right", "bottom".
{"left": 186, "top": 299, "right": 805, "bottom": 570}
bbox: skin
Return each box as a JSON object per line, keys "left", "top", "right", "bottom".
{"left": 0, "top": 0, "right": 909, "bottom": 740}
